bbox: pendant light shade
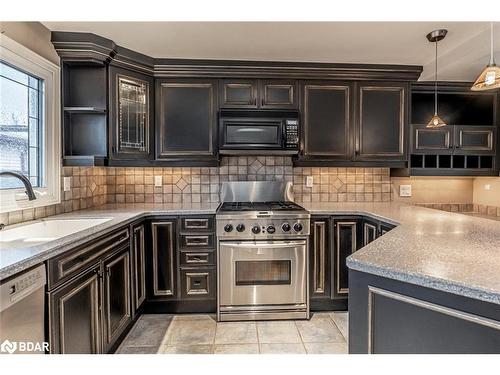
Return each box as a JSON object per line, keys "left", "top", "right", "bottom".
{"left": 426, "top": 29, "right": 448, "bottom": 128}
{"left": 426, "top": 114, "right": 447, "bottom": 128}
{"left": 471, "top": 22, "right": 500, "bottom": 91}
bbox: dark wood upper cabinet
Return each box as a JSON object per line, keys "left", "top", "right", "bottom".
{"left": 301, "top": 82, "right": 352, "bottom": 158}
{"left": 109, "top": 65, "right": 154, "bottom": 161}
{"left": 259, "top": 79, "right": 298, "bottom": 109}
{"left": 454, "top": 126, "right": 496, "bottom": 155}
{"left": 156, "top": 79, "right": 218, "bottom": 160}
{"left": 412, "top": 125, "right": 453, "bottom": 154}
{"left": 219, "top": 79, "right": 258, "bottom": 108}
{"left": 220, "top": 79, "right": 298, "bottom": 109}
{"left": 356, "top": 82, "right": 406, "bottom": 161}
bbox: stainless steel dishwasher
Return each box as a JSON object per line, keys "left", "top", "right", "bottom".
{"left": 0, "top": 264, "right": 46, "bottom": 354}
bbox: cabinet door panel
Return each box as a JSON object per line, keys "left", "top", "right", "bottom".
{"left": 151, "top": 221, "right": 177, "bottom": 298}
{"left": 109, "top": 66, "right": 153, "bottom": 160}
{"left": 302, "top": 83, "right": 352, "bottom": 158}
{"left": 132, "top": 224, "right": 146, "bottom": 311}
{"left": 157, "top": 80, "right": 217, "bottom": 157}
{"left": 48, "top": 265, "right": 101, "bottom": 354}
{"left": 333, "top": 219, "right": 359, "bottom": 299}
{"left": 357, "top": 83, "right": 406, "bottom": 160}
{"left": 103, "top": 247, "right": 132, "bottom": 351}
{"left": 220, "top": 79, "right": 258, "bottom": 108}
{"left": 260, "top": 80, "right": 297, "bottom": 109}
{"left": 363, "top": 220, "right": 378, "bottom": 246}
{"left": 412, "top": 125, "right": 453, "bottom": 153}
{"left": 310, "top": 219, "right": 331, "bottom": 300}
{"left": 455, "top": 126, "right": 496, "bottom": 155}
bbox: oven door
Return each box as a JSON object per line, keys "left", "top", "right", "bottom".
{"left": 219, "top": 117, "right": 284, "bottom": 150}
{"left": 218, "top": 240, "right": 307, "bottom": 307}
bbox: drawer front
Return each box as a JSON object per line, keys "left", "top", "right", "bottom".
{"left": 179, "top": 250, "right": 216, "bottom": 267}
{"left": 47, "top": 228, "right": 130, "bottom": 289}
{"left": 180, "top": 216, "right": 215, "bottom": 233}
{"left": 179, "top": 267, "right": 216, "bottom": 300}
{"left": 179, "top": 234, "right": 215, "bottom": 249}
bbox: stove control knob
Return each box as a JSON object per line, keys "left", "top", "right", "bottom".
{"left": 236, "top": 224, "right": 245, "bottom": 232}
{"left": 282, "top": 223, "right": 291, "bottom": 232}
{"left": 293, "top": 223, "right": 303, "bottom": 232}
{"left": 252, "top": 225, "right": 261, "bottom": 234}
{"left": 224, "top": 224, "right": 233, "bottom": 233}
{"left": 267, "top": 225, "right": 276, "bottom": 234}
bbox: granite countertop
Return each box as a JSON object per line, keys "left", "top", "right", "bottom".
{"left": 2, "top": 202, "right": 500, "bottom": 306}
{"left": 0, "top": 203, "right": 218, "bottom": 281}
{"left": 303, "top": 202, "right": 500, "bottom": 305}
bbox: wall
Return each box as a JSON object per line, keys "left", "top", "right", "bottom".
{"left": 391, "top": 177, "right": 473, "bottom": 204}
{"left": 472, "top": 177, "right": 500, "bottom": 216}
{"left": 0, "top": 22, "right": 59, "bottom": 65}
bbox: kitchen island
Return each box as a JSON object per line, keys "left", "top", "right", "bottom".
{"left": 304, "top": 202, "right": 500, "bottom": 354}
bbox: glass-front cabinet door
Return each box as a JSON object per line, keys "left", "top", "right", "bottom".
{"left": 109, "top": 66, "right": 154, "bottom": 161}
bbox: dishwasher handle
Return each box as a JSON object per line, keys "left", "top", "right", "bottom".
{"left": 0, "top": 264, "right": 46, "bottom": 312}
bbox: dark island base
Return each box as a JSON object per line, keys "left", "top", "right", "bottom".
{"left": 348, "top": 270, "right": 500, "bottom": 354}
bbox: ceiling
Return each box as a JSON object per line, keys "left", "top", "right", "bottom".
{"left": 42, "top": 22, "right": 500, "bottom": 81}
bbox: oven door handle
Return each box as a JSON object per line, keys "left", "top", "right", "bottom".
{"left": 220, "top": 240, "right": 306, "bottom": 248}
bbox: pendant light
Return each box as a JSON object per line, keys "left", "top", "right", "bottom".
{"left": 426, "top": 29, "right": 448, "bottom": 128}
{"left": 471, "top": 22, "right": 500, "bottom": 91}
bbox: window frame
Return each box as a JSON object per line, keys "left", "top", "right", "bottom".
{"left": 0, "top": 34, "right": 61, "bottom": 213}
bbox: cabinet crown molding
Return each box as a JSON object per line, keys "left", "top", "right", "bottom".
{"left": 51, "top": 31, "right": 423, "bottom": 81}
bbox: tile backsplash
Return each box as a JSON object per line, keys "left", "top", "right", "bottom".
{"left": 104, "top": 157, "right": 392, "bottom": 205}
{"left": 8, "top": 156, "right": 498, "bottom": 226}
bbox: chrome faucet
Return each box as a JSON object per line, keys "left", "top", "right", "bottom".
{"left": 0, "top": 171, "right": 37, "bottom": 201}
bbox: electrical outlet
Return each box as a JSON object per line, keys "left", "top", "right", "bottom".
{"left": 399, "top": 184, "right": 412, "bottom": 197}
{"left": 484, "top": 184, "right": 492, "bottom": 190}
{"left": 154, "top": 175, "right": 163, "bottom": 187}
{"left": 63, "top": 177, "right": 71, "bottom": 192}
{"left": 306, "top": 176, "right": 314, "bottom": 188}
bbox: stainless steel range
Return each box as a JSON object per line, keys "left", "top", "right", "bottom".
{"left": 216, "top": 181, "right": 310, "bottom": 322}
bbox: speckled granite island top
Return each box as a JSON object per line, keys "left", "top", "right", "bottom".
{"left": 0, "top": 203, "right": 218, "bottom": 281}
{"left": 303, "top": 202, "right": 500, "bottom": 305}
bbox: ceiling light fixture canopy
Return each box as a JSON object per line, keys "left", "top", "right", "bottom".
{"left": 426, "top": 29, "right": 448, "bottom": 128}
{"left": 471, "top": 22, "right": 500, "bottom": 91}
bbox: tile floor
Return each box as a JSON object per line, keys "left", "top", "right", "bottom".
{"left": 116, "top": 311, "right": 349, "bottom": 354}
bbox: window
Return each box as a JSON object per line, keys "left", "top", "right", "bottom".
{"left": 1, "top": 62, "right": 44, "bottom": 189}
{"left": 0, "top": 34, "right": 60, "bottom": 213}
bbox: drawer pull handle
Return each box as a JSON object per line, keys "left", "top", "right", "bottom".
{"left": 186, "top": 253, "right": 209, "bottom": 263}
{"left": 185, "top": 219, "right": 209, "bottom": 229}
{"left": 185, "top": 236, "right": 209, "bottom": 246}
{"left": 193, "top": 280, "right": 201, "bottom": 286}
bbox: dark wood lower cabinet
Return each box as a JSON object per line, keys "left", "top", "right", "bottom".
{"left": 310, "top": 218, "right": 331, "bottom": 301}
{"left": 102, "top": 247, "right": 132, "bottom": 352}
{"left": 132, "top": 223, "right": 146, "bottom": 314}
{"left": 310, "top": 214, "right": 396, "bottom": 311}
{"left": 349, "top": 270, "right": 500, "bottom": 353}
{"left": 47, "top": 228, "right": 134, "bottom": 354}
{"left": 48, "top": 264, "right": 102, "bottom": 354}
{"left": 150, "top": 220, "right": 177, "bottom": 299}
{"left": 146, "top": 216, "right": 217, "bottom": 313}
{"left": 332, "top": 217, "right": 362, "bottom": 299}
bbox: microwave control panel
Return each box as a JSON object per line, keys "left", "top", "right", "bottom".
{"left": 284, "top": 119, "right": 299, "bottom": 149}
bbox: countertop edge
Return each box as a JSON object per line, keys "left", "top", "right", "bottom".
{"left": 0, "top": 207, "right": 217, "bottom": 282}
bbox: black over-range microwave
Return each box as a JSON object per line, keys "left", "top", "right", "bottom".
{"left": 218, "top": 109, "right": 300, "bottom": 155}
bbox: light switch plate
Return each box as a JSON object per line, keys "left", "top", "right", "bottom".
{"left": 399, "top": 184, "right": 412, "bottom": 197}
{"left": 154, "top": 175, "right": 162, "bottom": 187}
{"left": 306, "top": 176, "right": 314, "bottom": 188}
{"left": 63, "top": 177, "right": 71, "bottom": 192}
